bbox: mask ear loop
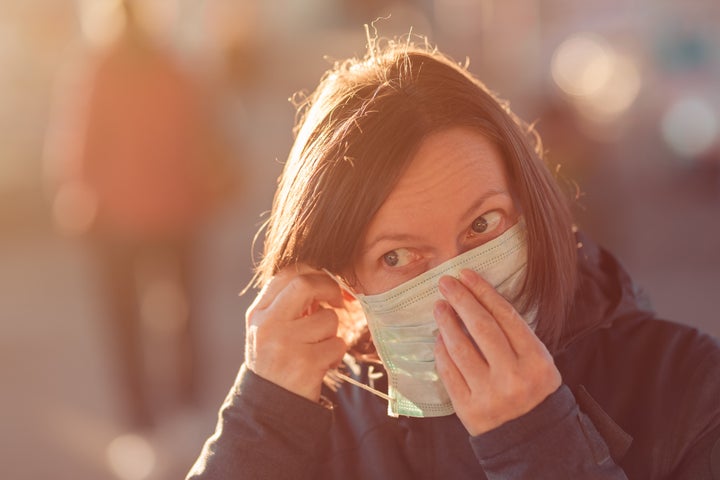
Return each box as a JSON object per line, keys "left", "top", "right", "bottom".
{"left": 321, "top": 268, "right": 359, "bottom": 300}
{"left": 321, "top": 269, "right": 393, "bottom": 403}
{"left": 325, "top": 370, "right": 393, "bottom": 402}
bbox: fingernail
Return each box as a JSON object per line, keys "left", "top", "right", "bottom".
{"left": 460, "top": 269, "right": 478, "bottom": 286}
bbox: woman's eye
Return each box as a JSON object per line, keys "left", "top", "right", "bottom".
{"left": 382, "top": 251, "right": 399, "bottom": 267}
{"left": 470, "top": 211, "right": 502, "bottom": 234}
{"left": 381, "top": 248, "right": 416, "bottom": 268}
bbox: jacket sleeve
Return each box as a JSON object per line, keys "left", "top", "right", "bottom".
{"left": 186, "top": 364, "right": 333, "bottom": 480}
{"left": 664, "top": 339, "right": 720, "bottom": 480}
{"left": 470, "top": 385, "right": 628, "bottom": 479}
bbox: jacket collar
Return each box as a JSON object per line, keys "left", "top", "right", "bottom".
{"left": 556, "top": 231, "right": 654, "bottom": 354}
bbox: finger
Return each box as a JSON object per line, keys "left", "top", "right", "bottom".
{"left": 252, "top": 264, "right": 327, "bottom": 312}
{"left": 308, "top": 335, "right": 348, "bottom": 370}
{"left": 434, "top": 333, "right": 471, "bottom": 401}
{"left": 458, "top": 269, "right": 539, "bottom": 355}
{"left": 433, "top": 299, "right": 488, "bottom": 383}
{"left": 290, "top": 308, "right": 340, "bottom": 344}
{"left": 246, "top": 265, "right": 322, "bottom": 329}
{"left": 438, "top": 275, "right": 516, "bottom": 365}
{"left": 256, "top": 273, "right": 344, "bottom": 327}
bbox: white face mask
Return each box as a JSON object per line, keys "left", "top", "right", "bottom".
{"left": 328, "top": 220, "right": 534, "bottom": 418}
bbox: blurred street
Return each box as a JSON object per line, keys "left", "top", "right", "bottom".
{"left": 0, "top": 200, "right": 255, "bottom": 479}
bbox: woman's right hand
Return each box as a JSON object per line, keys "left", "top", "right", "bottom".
{"left": 244, "top": 265, "right": 348, "bottom": 403}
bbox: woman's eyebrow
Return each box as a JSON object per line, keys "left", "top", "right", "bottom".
{"left": 361, "top": 233, "right": 423, "bottom": 255}
{"left": 459, "top": 189, "right": 510, "bottom": 225}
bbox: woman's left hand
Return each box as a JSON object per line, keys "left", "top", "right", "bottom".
{"left": 433, "top": 268, "right": 561, "bottom": 436}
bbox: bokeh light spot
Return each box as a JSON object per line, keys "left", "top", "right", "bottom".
{"left": 661, "top": 96, "right": 719, "bottom": 159}
{"left": 552, "top": 33, "right": 642, "bottom": 124}
{"left": 551, "top": 34, "right": 613, "bottom": 97}
{"left": 106, "top": 433, "right": 156, "bottom": 480}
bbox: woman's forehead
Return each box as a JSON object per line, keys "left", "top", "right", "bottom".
{"left": 386, "top": 128, "right": 507, "bottom": 207}
{"left": 361, "top": 127, "right": 512, "bottom": 241}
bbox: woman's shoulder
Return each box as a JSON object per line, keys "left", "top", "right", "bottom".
{"left": 558, "top": 311, "right": 720, "bottom": 389}
{"left": 562, "top": 232, "right": 718, "bottom": 363}
{"left": 556, "top": 313, "right": 720, "bottom": 476}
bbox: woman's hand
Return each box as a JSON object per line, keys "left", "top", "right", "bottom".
{"left": 433, "top": 268, "right": 561, "bottom": 436}
{"left": 244, "top": 265, "right": 348, "bottom": 403}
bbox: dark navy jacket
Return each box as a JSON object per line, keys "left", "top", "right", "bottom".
{"left": 187, "top": 237, "right": 720, "bottom": 479}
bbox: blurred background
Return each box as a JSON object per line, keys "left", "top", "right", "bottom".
{"left": 1, "top": 0, "right": 718, "bottom": 479}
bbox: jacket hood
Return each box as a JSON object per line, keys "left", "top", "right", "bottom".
{"left": 556, "top": 231, "right": 655, "bottom": 353}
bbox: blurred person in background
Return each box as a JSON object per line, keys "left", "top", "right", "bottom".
{"left": 44, "top": 0, "right": 235, "bottom": 430}
{"left": 186, "top": 35, "right": 720, "bottom": 479}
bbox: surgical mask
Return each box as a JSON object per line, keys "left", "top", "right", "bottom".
{"left": 327, "top": 219, "right": 534, "bottom": 418}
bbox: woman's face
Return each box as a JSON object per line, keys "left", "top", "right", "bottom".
{"left": 352, "top": 127, "right": 519, "bottom": 295}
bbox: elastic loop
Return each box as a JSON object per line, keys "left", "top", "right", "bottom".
{"left": 328, "top": 370, "right": 393, "bottom": 402}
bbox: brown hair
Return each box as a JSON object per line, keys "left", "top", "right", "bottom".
{"left": 255, "top": 38, "right": 577, "bottom": 352}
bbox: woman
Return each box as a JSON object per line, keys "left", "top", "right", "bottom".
{"left": 187, "top": 39, "right": 720, "bottom": 479}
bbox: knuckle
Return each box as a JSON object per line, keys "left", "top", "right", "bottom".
{"left": 455, "top": 285, "right": 475, "bottom": 304}
{"left": 473, "top": 279, "right": 494, "bottom": 298}
{"left": 454, "top": 342, "right": 476, "bottom": 363}
{"left": 468, "top": 316, "right": 493, "bottom": 336}
{"left": 495, "top": 299, "right": 516, "bottom": 318}
{"left": 288, "top": 275, "right": 313, "bottom": 294}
